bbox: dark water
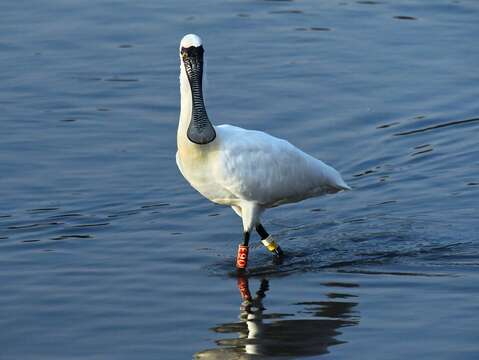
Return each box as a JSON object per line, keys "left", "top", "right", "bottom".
{"left": 1, "top": 0, "right": 479, "bottom": 359}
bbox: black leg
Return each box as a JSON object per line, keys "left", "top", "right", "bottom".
{"left": 243, "top": 231, "right": 250, "bottom": 246}
{"left": 256, "top": 224, "right": 269, "bottom": 239}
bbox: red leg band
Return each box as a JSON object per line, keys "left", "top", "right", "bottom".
{"left": 236, "top": 244, "right": 249, "bottom": 269}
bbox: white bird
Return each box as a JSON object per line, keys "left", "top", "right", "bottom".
{"left": 176, "top": 34, "right": 351, "bottom": 270}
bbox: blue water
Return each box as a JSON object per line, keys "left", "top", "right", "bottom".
{"left": 1, "top": 0, "right": 478, "bottom": 359}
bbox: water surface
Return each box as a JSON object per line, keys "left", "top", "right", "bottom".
{"left": 1, "top": 0, "right": 478, "bottom": 359}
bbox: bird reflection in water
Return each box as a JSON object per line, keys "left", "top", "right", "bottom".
{"left": 195, "top": 276, "right": 359, "bottom": 359}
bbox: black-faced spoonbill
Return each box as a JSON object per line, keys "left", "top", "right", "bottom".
{"left": 176, "top": 34, "right": 351, "bottom": 271}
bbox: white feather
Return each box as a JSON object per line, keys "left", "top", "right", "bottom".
{"left": 214, "top": 125, "right": 350, "bottom": 206}
{"left": 180, "top": 33, "right": 202, "bottom": 49}
{"left": 176, "top": 34, "right": 350, "bottom": 233}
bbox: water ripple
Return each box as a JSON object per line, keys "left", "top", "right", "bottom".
{"left": 395, "top": 117, "right": 479, "bottom": 136}
{"left": 393, "top": 16, "right": 418, "bottom": 20}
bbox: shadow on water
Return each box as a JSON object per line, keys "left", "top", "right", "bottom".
{"left": 195, "top": 276, "right": 359, "bottom": 359}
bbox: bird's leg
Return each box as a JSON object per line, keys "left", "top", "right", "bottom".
{"left": 243, "top": 231, "right": 250, "bottom": 247}
{"left": 236, "top": 231, "right": 250, "bottom": 270}
{"left": 256, "top": 224, "right": 284, "bottom": 257}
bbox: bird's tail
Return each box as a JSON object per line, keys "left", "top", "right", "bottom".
{"left": 321, "top": 163, "right": 352, "bottom": 191}
{"left": 336, "top": 180, "right": 352, "bottom": 191}
{"left": 331, "top": 176, "right": 352, "bottom": 191}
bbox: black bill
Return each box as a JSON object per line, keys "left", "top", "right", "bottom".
{"left": 181, "top": 45, "right": 216, "bottom": 145}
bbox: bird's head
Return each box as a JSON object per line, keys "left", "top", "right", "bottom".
{"left": 179, "top": 34, "right": 204, "bottom": 73}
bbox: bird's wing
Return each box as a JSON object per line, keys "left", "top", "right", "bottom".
{"left": 214, "top": 125, "right": 349, "bottom": 207}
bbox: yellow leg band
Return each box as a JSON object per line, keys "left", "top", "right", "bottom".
{"left": 261, "top": 236, "right": 279, "bottom": 253}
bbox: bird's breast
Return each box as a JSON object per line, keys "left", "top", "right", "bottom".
{"left": 176, "top": 142, "right": 237, "bottom": 205}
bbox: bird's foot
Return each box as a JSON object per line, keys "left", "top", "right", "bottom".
{"left": 272, "top": 255, "right": 284, "bottom": 266}
{"left": 261, "top": 236, "right": 284, "bottom": 257}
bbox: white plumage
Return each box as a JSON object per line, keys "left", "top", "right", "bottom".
{"left": 176, "top": 34, "right": 350, "bottom": 265}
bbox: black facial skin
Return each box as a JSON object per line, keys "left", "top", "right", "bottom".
{"left": 181, "top": 45, "right": 216, "bottom": 145}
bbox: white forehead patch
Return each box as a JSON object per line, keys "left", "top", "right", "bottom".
{"left": 180, "top": 34, "right": 203, "bottom": 49}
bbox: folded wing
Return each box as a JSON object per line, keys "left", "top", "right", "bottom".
{"left": 215, "top": 125, "right": 350, "bottom": 207}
